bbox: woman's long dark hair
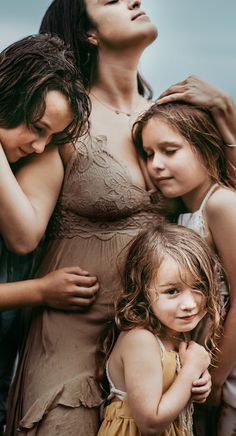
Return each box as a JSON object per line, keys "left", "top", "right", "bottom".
{"left": 39, "top": 0, "right": 153, "bottom": 98}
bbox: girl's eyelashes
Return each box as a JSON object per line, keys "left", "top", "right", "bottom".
{"left": 31, "top": 123, "right": 44, "bottom": 135}
{"left": 106, "top": 0, "right": 118, "bottom": 4}
{"left": 165, "top": 287, "right": 179, "bottom": 296}
{"left": 142, "top": 147, "right": 178, "bottom": 158}
{"left": 163, "top": 147, "right": 177, "bottom": 156}
{"left": 163, "top": 285, "right": 203, "bottom": 297}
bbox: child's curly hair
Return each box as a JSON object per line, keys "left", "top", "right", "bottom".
{"left": 97, "top": 223, "right": 223, "bottom": 393}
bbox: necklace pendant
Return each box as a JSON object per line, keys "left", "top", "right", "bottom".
{"left": 91, "top": 93, "right": 140, "bottom": 117}
{"left": 114, "top": 109, "right": 131, "bottom": 117}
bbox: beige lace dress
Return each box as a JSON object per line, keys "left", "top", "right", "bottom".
{"left": 6, "top": 134, "right": 162, "bottom": 436}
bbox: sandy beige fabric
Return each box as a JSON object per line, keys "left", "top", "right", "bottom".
{"left": 6, "top": 134, "right": 162, "bottom": 436}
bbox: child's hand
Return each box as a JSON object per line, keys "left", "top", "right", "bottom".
{"left": 38, "top": 266, "right": 99, "bottom": 311}
{"left": 179, "top": 341, "right": 210, "bottom": 379}
{"left": 191, "top": 370, "right": 212, "bottom": 403}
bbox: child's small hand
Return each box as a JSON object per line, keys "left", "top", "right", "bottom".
{"left": 179, "top": 341, "right": 210, "bottom": 379}
{"left": 39, "top": 266, "right": 99, "bottom": 311}
{"left": 191, "top": 370, "right": 212, "bottom": 403}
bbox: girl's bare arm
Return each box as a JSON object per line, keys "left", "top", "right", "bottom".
{"left": 0, "top": 144, "right": 64, "bottom": 254}
{"left": 121, "top": 330, "right": 209, "bottom": 435}
{"left": 206, "top": 189, "right": 236, "bottom": 405}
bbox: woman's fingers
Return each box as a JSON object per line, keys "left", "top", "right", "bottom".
{"left": 158, "top": 83, "right": 187, "bottom": 100}
{"left": 157, "top": 92, "right": 187, "bottom": 105}
{"left": 156, "top": 75, "right": 230, "bottom": 109}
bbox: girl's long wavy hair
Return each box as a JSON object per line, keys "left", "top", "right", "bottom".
{"left": 133, "top": 102, "right": 236, "bottom": 191}
{"left": 97, "top": 223, "right": 223, "bottom": 393}
{"left": 39, "top": 0, "right": 153, "bottom": 98}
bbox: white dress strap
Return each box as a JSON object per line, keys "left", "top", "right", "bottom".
{"left": 156, "top": 336, "right": 167, "bottom": 365}
{"left": 155, "top": 336, "right": 165, "bottom": 354}
{"left": 199, "top": 184, "right": 218, "bottom": 211}
{"left": 105, "top": 360, "right": 126, "bottom": 401}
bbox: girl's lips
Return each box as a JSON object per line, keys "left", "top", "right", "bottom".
{"left": 178, "top": 314, "right": 197, "bottom": 322}
{"left": 19, "top": 148, "right": 29, "bottom": 157}
{"left": 156, "top": 177, "right": 173, "bottom": 183}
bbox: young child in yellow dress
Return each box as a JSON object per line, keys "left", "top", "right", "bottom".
{"left": 97, "top": 223, "right": 221, "bottom": 436}
{"left": 133, "top": 102, "right": 236, "bottom": 435}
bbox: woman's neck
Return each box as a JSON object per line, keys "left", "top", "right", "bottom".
{"left": 91, "top": 50, "right": 145, "bottom": 113}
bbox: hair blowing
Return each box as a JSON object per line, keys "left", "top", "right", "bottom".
{"left": 97, "top": 223, "right": 222, "bottom": 390}
{"left": 133, "top": 102, "right": 236, "bottom": 190}
{"left": 0, "top": 33, "right": 90, "bottom": 145}
{"left": 39, "top": 0, "right": 153, "bottom": 98}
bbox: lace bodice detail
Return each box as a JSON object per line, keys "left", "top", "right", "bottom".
{"left": 178, "top": 211, "right": 206, "bottom": 237}
{"left": 48, "top": 134, "right": 162, "bottom": 240}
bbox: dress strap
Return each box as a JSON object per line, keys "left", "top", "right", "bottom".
{"left": 105, "top": 360, "right": 126, "bottom": 401}
{"left": 199, "top": 184, "right": 218, "bottom": 211}
{"left": 155, "top": 336, "right": 165, "bottom": 356}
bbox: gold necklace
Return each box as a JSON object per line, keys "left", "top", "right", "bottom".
{"left": 90, "top": 92, "right": 142, "bottom": 117}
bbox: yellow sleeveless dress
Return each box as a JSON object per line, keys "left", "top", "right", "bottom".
{"left": 97, "top": 341, "right": 193, "bottom": 436}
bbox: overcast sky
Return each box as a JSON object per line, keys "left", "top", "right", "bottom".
{"left": 0, "top": 1, "right": 235, "bottom": 100}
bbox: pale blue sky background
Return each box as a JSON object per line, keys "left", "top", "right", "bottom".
{"left": 0, "top": 1, "right": 235, "bottom": 100}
